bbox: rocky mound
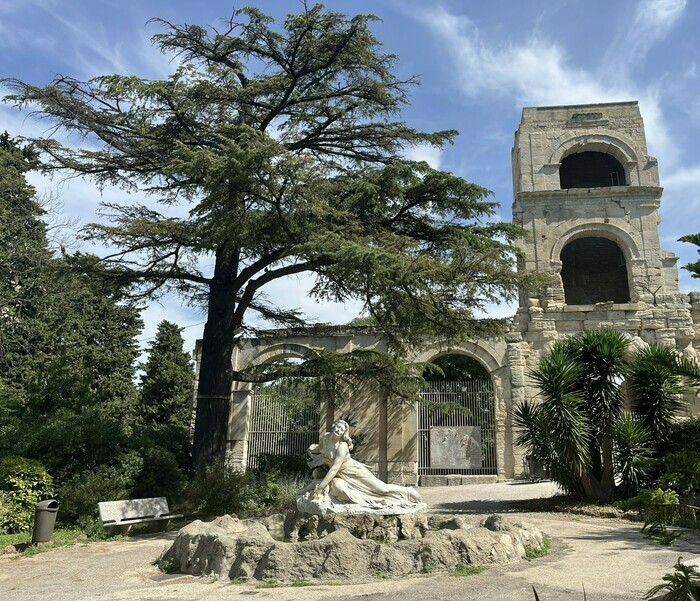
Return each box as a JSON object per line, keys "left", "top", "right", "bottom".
{"left": 160, "top": 513, "right": 545, "bottom": 583}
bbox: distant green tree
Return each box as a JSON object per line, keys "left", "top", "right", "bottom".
{"left": 0, "top": 135, "right": 143, "bottom": 485}
{"left": 0, "top": 132, "right": 50, "bottom": 438}
{"left": 138, "top": 320, "right": 195, "bottom": 471}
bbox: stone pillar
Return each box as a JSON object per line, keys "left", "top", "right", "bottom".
{"left": 505, "top": 331, "right": 529, "bottom": 479}
{"left": 225, "top": 383, "right": 253, "bottom": 472}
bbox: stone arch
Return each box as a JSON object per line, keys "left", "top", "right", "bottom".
{"left": 414, "top": 341, "right": 504, "bottom": 376}
{"left": 414, "top": 342, "right": 505, "bottom": 481}
{"left": 547, "top": 133, "right": 642, "bottom": 187}
{"left": 246, "top": 342, "right": 320, "bottom": 369}
{"left": 552, "top": 224, "right": 636, "bottom": 305}
{"left": 550, "top": 222, "right": 640, "bottom": 264}
{"left": 548, "top": 133, "right": 641, "bottom": 166}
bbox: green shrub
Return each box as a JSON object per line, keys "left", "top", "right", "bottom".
{"left": 659, "top": 418, "right": 700, "bottom": 456}
{"left": 253, "top": 453, "right": 309, "bottom": 478}
{"left": 659, "top": 452, "right": 700, "bottom": 496}
{"left": 57, "top": 454, "right": 143, "bottom": 524}
{"left": 131, "top": 445, "right": 187, "bottom": 503}
{"left": 186, "top": 464, "right": 304, "bottom": 518}
{"left": 0, "top": 456, "right": 54, "bottom": 533}
{"left": 617, "top": 488, "right": 681, "bottom": 542}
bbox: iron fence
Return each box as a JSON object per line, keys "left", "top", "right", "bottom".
{"left": 246, "top": 380, "right": 321, "bottom": 470}
{"left": 418, "top": 379, "right": 497, "bottom": 475}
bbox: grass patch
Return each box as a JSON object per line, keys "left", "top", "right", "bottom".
{"left": 256, "top": 579, "right": 279, "bottom": 589}
{"left": 159, "top": 557, "right": 180, "bottom": 573}
{"left": 0, "top": 527, "right": 121, "bottom": 558}
{"left": 450, "top": 564, "right": 488, "bottom": 577}
{"left": 290, "top": 579, "right": 313, "bottom": 587}
{"left": 525, "top": 536, "right": 551, "bottom": 561}
{"left": 525, "top": 537, "right": 551, "bottom": 560}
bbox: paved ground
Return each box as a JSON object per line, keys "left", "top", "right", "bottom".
{"left": 2, "top": 481, "right": 699, "bottom": 601}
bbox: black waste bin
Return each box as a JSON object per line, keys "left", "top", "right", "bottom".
{"left": 32, "top": 499, "right": 59, "bottom": 543}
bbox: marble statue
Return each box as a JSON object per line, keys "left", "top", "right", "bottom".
{"left": 296, "top": 419, "right": 426, "bottom": 515}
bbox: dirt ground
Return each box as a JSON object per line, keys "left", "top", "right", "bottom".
{"left": 2, "top": 481, "right": 698, "bottom": 601}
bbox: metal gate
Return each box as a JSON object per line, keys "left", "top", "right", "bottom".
{"left": 418, "top": 379, "right": 497, "bottom": 476}
{"left": 246, "top": 380, "right": 321, "bottom": 470}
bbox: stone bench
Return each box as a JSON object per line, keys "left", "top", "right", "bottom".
{"left": 98, "top": 497, "right": 183, "bottom": 535}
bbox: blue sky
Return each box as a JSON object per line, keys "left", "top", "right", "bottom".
{"left": 1, "top": 0, "right": 699, "bottom": 356}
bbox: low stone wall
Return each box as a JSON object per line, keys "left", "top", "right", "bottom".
{"left": 160, "top": 513, "right": 545, "bottom": 583}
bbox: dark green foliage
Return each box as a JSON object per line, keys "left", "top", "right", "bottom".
{"left": 253, "top": 453, "right": 309, "bottom": 478}
{"left": 661, "top": 418, "right": 700, "bottom": 456}
{"left": 138, "top": 320, "right": 195, "bottom": 473}
{"left": 617, "top": 488, "right": 680, "bottom": 535}
{"left": 629, "top": 344, "right": 685, "bottom": 444}
{"left": 0, "top": 456, "right": 54, "bottom": 533}
{"left": 424, "top": 353, "right": 490, "bottom": 381}
{"left": 516, "top": 343, "right": 590, "bottom": 496}
{"left": 0, "top": 134, "right": 199, "bottom": 524}
{"left": 130, "top": 444, "right": 187, "bottom": 503}
{"left": 185, "top": 464, "right": 302, "bottom": 518}
{"left": 613, "top": 413, "right": 652, "bottom": 497}
{"left": 644, "top": 557, "right": 700, "bottom": 600}
{"left": 23, "top": 407, "right": 118, "bottom": 476}
{"left": 57, "top": 464, "right": 137, "bottom": 525}
{"left": 515, "top": 331, "right": 691, "bottom": 500}
{"left": 659, "top": 452, "right": 700, "bottom": 496}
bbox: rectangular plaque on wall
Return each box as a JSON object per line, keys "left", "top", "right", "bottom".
{"left": 429, "top": 426, "right": 482, "bottom": 469}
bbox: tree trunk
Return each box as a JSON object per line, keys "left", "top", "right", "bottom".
{"left": 580, "top": 435, "right": 616, "bottom": 501}
{"left": 192, "top": 251, "right": 239, "bottom": 476}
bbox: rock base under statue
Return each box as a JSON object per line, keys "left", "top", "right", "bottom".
{"left": 285, "top": 506, "right": 428, "bottom": 542}
{"left": 159, "top": 512, "right": 546, "bottom": 583}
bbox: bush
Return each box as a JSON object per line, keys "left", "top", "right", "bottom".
{"left": 659, "top": 452, "right": 700, "bottom": 496}
{"left": 644, "top": 557, "right": 700, "bottom": 600}
{"left": 57, "top": 453, "right": 143, "bottom": 524}
{"left": 186, "top": 464, "right": 304, "bottom": 518}
{"left": 659, "top": 417, "right": 700, "bottom": 456}
{"left": 131, "top": 444, "right": 187, "bottom": 503}
{"left": 253, "top": 453, "right": 309, "bottom": 478}
{"left": 0, "top": 456, "right": 54, "bottom": 533}
{"left": 617, "top": 488, "right": 681, "bottom": 540}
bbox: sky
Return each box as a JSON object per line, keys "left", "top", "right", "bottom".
{"left": 1, "top": 0, "right": 699, "bottom": 358}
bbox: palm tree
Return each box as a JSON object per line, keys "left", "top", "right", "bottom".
{"left": 515, "top": 331, "right": 690, "bottom": 500}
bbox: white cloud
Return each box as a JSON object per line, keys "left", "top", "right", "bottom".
{"left": 625, "top": 0, "right": 687, "bottom": 60}
{"left": 663, "top": 164, "right": 700, "bottom": 190}
{"left": 419, "top": 7, "right": 676, "bottom": 164}
{"left": 405, "top": 143, "right": 443, "bottom": 169}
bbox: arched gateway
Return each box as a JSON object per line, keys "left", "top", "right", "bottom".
{"left": 194, "top": 101, "right": 700, "bottom": 485}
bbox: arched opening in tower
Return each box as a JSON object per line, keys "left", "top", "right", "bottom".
{"left": 560, "top": 237, "right": 630, "bottom": 305}
{"left": 559, "top": 151, "right": 627, "bottom": 189}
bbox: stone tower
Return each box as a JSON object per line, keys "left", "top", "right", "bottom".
{"left": 509, "top": 102, "right": 700, "bottom": 436}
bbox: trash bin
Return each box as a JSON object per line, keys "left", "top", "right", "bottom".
{"left": 32, "top": 499, "right": 59, "bottom": 544}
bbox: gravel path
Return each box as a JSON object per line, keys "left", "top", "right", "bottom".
{"left": 2, "top": 481, "right": 698, "bottom": 601}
